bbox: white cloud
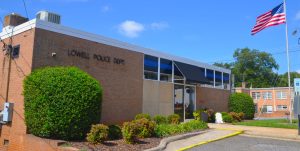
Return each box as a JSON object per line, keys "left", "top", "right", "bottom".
{"left": 118, "top": 20, "right": 145, "bottom": 38}
{"left": 297, "top": 70, "right": 300, "bottom": 74}
{"left": 296, "top": 11, "right": 300, "bottom": 20}
{"left": 101, "top": 5, "right": 110, "bottom": 13}
{"left": 150, "top": 22, "right": 169, "bottom": 30}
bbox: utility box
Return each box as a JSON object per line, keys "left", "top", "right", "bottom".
{"left": 2, "top": 103, "right": 13, "bottom": 122}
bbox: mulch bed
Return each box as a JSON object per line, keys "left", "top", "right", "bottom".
{"left": 69, "top": 137, "right": 162, "bottom": 151}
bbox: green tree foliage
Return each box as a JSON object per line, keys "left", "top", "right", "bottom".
{"left": 24, "top": 66, "right": 102, "bottom": 140}
{"left": 229, "top": 93, "right": 255, "bottom": 119}
{"left": 215, "top": 48, "right": 280, "bottom": 88}
{"left": 274, "top": 72, "right": 300, "bottom": 87}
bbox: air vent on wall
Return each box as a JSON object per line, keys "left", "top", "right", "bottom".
{"left": 36, "top": 11, "right": 61, "bottom": 24}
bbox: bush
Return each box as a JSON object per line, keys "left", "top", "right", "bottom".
{"left": 108, "top": 125, "right": 122, "bottom": 140}
{"left": 86, "top": 124, "right": 108, "bottom": 144}
{"left": 167, "top": 114, "right": 180, "bottom": 124}
{"left": 154, "top": 120, "right": 208, "bottom": 137}
{"left": 154, "top": 124, "right": 179, "bottom": 137}
{"left": 24, "top": 66, "right": 102, "bottom": 140}
{"left": 135, "top": 113, "right": 151, "bottom": 120}
{"left": 135, "top": 118, "right": 156, "bottom": 138}
{"left": 193, "top": 110, "right": 202, "bottom": 121}
{"left": 122, "top": 118, "right": 156, "bottom": 144}
{"left": 207, "top": 109, "right": 215, "bottom": 123}
{"left": 223, "top": 115, "right": 234, "bottom": 123}
{"left": 229, "top": 112, "right": 244, "bottom": 122}
{"left": 122, "top": 121, "right": 139, "bottom": 144}
{"left": 153, "top": 115, "right": 168, "bottom": 125}
{"left": 229, "top": 93, "right": 255, "bottom": 119}
{"left": 179, "top": 120, "right": 208, "bottom": 132}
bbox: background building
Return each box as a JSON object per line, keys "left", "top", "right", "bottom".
{"left": 234, "top": 82, "right": 293, "bottom": 119}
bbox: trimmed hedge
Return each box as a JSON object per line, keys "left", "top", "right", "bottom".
{"left": 24, "top": 66, "right": 102, "bottom": 140}
{"left": 229, "top": 93, "right": 255, "bottom": 119}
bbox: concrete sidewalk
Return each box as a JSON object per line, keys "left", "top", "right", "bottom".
{"left": 164, "top": 129, "right": 242, "bottom": 151}
{"left": 208, "top": 123, "right": 300, "bottom": 141}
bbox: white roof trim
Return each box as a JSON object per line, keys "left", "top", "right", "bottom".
{"left": 1, "top": 19, "right": 231, "bottom": 73}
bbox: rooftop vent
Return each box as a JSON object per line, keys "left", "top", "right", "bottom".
{"left": 36, "top": 11, "right": 61, "bottom": 24}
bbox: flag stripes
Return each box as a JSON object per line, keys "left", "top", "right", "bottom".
{"left": 251, "top": 3, "right": 286, "bottom": 35}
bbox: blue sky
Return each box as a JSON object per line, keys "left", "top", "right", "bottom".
{"left": 1, "top": 0, "right": 300, "bottom": 74}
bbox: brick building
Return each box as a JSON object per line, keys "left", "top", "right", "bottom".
{"left": 0, "top": 12, "right": 231, "bottom": 150}
{"left": 235, "top": 86, "right": 293, "bottom": 119}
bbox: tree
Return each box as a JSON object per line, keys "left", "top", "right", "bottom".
{"left": 229, "top": 93, "right": 255, "bottom": 119}
{"left": 215, "top": 48, "right": 279, "bottom": 88}
{"left": 213, "top": 62, "right": 233, "bottom": 70}
{"left": 275, "top": 72, "right": 300, "bottom": 87}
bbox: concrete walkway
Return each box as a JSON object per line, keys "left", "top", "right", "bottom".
{"left": 164, "top": 129, "right": 242, "bottom": 151}
{"left": 208, "top": 123, "right": 300, "bottom": 141}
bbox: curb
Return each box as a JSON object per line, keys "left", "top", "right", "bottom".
{"left": 177, "top": 129, "right": 244, "bottom": 151}
{"left": 144, "top": 130, "right": 210, "bottom": 151}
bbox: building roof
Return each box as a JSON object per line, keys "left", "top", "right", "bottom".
{"left": 0, "top": 19, "right": 231, "bottom": 73}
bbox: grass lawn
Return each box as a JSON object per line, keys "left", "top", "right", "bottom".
{"left": 233, "top": 119, "right": 299, "bottom": 129}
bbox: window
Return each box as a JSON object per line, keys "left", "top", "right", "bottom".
{"left": 160, "top": 58, "right": 172, "bottom": 82}
{"left": 206, "top": 69, "right": 214, "bottom": 86}
{"left": 262, "top": 92, "right": 272, "bottom": 100}
{"left": 223, "top": 73, "right": 230, "bottom": 90}
{"left": 12, "top": 45, "right": 20, "bottom": 59}
{"left": 215, "top": 71, "right": 222, "bottom": 87}
{"left": 174, "top": 63, "right": 184, "bottom": 83}
{"left": 262, "top": 105, "right": 273, "bottom": 113}
{"left": 144, "top": 55, "right": 158, "bottom": 80}
{"left": 254, "top": 104, "right": 258, "bottom": 113}
{"left": 277, "top": 105, "right": 288, "bottom": 110}
{"left": 276, "top": 91, "right": 287, "bottom": 99}
{"left": 252, "top": 92, "right": 260, "bottom": 100}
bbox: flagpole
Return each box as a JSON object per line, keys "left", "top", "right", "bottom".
{"left": 283, "top": 0, "right": 293, "bottom": 124}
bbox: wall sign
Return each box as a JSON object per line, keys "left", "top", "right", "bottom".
{"left": 67, "top": 49, "right": 125, "bottom": 65}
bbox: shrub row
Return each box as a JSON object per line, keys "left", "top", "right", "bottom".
{"left": 154, "top": 120, "right": 208, "bottom": 137}
{"left": 135, "top": 113, "right": 180, "bottom": 125}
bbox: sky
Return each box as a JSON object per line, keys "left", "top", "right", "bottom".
{"left": 0, "top": 0, "right": 300, "bottom": 74}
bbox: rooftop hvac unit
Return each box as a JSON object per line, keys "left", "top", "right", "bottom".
{"left": 36, "top": 11, "right": 61, "bottom": 24}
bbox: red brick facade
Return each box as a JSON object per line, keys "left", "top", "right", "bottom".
{"left": 0, "top": 23, "right": 230, "bottom": 150}
{"left": 235, "top": 87, "right": 292, "bottom": 118}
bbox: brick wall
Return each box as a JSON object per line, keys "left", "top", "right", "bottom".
{"left": 196, "top": 86, "right": 230, "bottom": 112}
{"left": 32, "top": 28, "right": 144, "bottom": 124}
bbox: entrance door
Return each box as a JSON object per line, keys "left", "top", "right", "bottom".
{"left": 174, "top": 84, "right": 196, "bottom": 121}
{"left": 184, "top": 86, "right": 196, "bottom": 119}
{"left": 174, "top": 85, "right": 184, "bottom": 121}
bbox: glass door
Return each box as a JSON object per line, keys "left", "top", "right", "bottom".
{"left": 184, "top": 86, "right": 196, "bottom": 119}
{"left": 174, "top": 85, "right": 184, "bottom": 121}
{"left": 174, "top": 84, "right": 196, "bottom": 121}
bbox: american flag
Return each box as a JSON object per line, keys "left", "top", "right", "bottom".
{"left": 251, "top": 3, "right": 286, "bottom": 35}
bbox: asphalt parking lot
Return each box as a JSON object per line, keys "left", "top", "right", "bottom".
{"left": 188, "top": 135, "right": 300, "bottom": 151}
